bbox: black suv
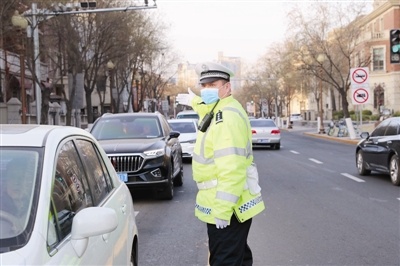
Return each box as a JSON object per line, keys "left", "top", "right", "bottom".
{"left": 90, "top": 112, "right": 183, "bottom": 199}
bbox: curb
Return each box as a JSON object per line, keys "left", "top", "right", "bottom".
{"left": 303, "top": 132, "right": 360, "bottom": 145}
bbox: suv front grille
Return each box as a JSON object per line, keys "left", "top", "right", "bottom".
{"left": 108, "top": 155, "right": 144, "bottom": 172}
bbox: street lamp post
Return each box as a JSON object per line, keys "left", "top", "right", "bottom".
{"left": 107, "top": 60, "right": 115, "bottom": 113}
{"left": 318, "top": 75, "right": 325, "bottom": 133}
{"left": 317, "top": 54, "right": 326, "bottom": 134}
{"left": 285, "top": 73, "right": 293, "bottom": 129}
{"left": 12, "top": 11, "right": 28, "bottom": 124}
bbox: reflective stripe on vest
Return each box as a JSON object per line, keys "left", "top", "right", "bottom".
{"left": 216, "top": 191, "right": 239, "bottom": 204}
{"left": 197, "top": 179, "right": 217, "bottom": 190}
{"left": 237, "top": 195, "right": 263, "bottom": 213}
{"left": 214, "top": 146, "right": 247, "bottom": 159}
{"left": 195, "top": 203, "right": 211, "bottom": 215}
{"left": 193, "top": 153, "right": 214, "bottom": 164}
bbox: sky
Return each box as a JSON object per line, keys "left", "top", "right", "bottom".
{"left": 156, "top": 1, "right": 292, "bottom": 65}
{"left": 155, "top": 0, "right": 374, "bottom": 66}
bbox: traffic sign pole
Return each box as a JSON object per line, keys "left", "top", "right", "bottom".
{"left": 350, "top": 67, "right": 370, "bottom": 129}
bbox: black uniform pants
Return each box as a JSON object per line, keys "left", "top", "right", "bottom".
{"left": 207, "top": 215, "right": 253, "bottom": 266}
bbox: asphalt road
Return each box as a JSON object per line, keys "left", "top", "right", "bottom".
{"left": 133, "top": 130, "right": 400, "bottom": 266}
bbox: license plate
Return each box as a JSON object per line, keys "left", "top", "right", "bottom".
{"left": 118, "top": 173, "right": 128, "bottom": 182}
{"left": 258, "top": 139, "right": 270, "bottom": 143}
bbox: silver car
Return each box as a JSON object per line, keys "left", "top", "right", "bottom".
{"left": 0, "top": 125, "right": 138, "bottom": 265}
{"left": 168, "top": 118, "right": 198, "bottom": 160}
{"left": 250, "top": 118, "right": 281, "bottom": 149}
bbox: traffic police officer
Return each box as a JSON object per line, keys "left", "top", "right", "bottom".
{"left": 177, "top": 62, "right": 265, "bottom": 266}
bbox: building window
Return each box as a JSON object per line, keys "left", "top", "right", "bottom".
{"left": 372, "top": 48, "right": 384, "bottom": 71}
{"left": 374, "top": 85, "right": 384, "bottom": 111}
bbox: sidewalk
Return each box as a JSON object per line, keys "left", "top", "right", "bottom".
{"left": 282, "top": 121, "right": 376, "bottom": 145}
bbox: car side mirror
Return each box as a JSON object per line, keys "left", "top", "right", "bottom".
{"left": 360, "top": 132, "right": 370, "bottom": 139}
{"left": 169, "top": 131, "right": 180, "bottom": 139}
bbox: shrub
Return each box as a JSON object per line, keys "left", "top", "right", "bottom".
{"left": 363, "top": 115, "right": 371, "bottom": 121}
{"left": 333, "top": 110, "right": 344, "bottom": 120}
{"left": 362, "top": 110, "right": 372, "bottom": 115}
{"left": 393, "top": 111, "right": 400, "bottom": 117}
{"left": 370, "top": 114, "right": 380, "bottom": 121}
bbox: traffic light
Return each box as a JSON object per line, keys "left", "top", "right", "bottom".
{"left": 390, "top": 29, "right": 400, "bottom": 64}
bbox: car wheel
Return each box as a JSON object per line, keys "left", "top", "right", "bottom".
{"left": 357, "top": 150, "right": 371, "bottom": 175}
{"left": 274, "top": 143, "right": 280, "bottom": 150}
{"left": 389, "top": 154, "right": 400, "bottom": 186}
{"left": 157, "top": 163, "right": 174, "bottom": 200}
{"left": 174, "top": 164, "right": 184, "bottom": 187}
{"left": 130, "top": 240, "right": 138, "bottom": 266}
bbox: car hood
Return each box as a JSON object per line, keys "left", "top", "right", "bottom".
{"left": 98, "top": 138, "right": 165, "bottom": 154}
{"left": 179, "top": 133, "right": 197, "bottom": 142}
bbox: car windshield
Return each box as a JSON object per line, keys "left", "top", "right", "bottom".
{"left": 250, "top": 120, "right": 276, "bottom": 127}
{"left": 0, "top": 148, "right": 41, "bottom": 250}
{"left": 91, "top": 117, "right": 162, "bottom": 140}
{"left": 169, "top": 122, "right": 196, "bottom": 133}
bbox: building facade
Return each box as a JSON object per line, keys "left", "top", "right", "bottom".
{"left": 354, "top": 0, "right": 400, "bottom": 115}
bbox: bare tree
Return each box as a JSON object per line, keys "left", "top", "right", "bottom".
{"left": 287, "top": 1, "right": 371, "bottom": 118}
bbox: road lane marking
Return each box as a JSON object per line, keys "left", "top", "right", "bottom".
{"left": 397, "top": 198, "right": 400, "bottom": 201}
{"left": 341, "top": 173, "right": 365, "bottom": 182}
{"left": 290, "top": 150, "right": 299, "bottom": 154}
{"left": 309, "top": 158, "right": 323, "bottom": 164}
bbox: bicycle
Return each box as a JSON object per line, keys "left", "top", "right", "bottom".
{"left": 327, "top": 124, "right": 335, "bottom": 136}
{"left": 337, "top": 124, "right": 348, "bottom": 137}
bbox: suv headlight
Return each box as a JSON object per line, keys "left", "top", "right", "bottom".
{"left": 143, "top": 148, "right": 165, "bottom": 158}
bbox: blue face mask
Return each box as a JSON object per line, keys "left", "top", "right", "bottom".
{"left": 201, "top": 88, "right": 219, "bottom": 104}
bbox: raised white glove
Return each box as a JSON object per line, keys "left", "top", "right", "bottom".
{"left": 215, "top": 218, "right": 229, "bottom": 229}
{"left": 176, "top": 88, "right": 196, "bottom": 106}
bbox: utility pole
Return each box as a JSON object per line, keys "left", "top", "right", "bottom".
{"left": 22, "top": 1, "right": 157, "bottom": 124}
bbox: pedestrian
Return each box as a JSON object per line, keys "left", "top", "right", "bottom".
{"left": 176, "top": 62, "right": 265, "bottom": 266}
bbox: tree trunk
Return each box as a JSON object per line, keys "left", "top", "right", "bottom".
{"left": 330, "top": 87, "right": 336, "bottom": 112}
{"left": 41, "top": 85, "right": 50, "bottom": 124}
{"left": 340, "top": 89, "right": 350, "bottom": 118}
{"left": 86, "top": 89, "right": 94, "bottom": 123}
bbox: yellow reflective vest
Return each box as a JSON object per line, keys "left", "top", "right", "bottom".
{"left": 191, "top": 95, "right": 265, "bottom": 224}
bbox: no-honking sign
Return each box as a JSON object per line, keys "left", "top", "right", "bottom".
{"left": 350, "top": 67, "right": 369, "bottom": 86}
{"left": 352, "top": 87, "right": 370, "bottom": 105}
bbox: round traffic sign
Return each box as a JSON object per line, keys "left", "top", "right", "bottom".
{"left": 352, "top": 68, "right": 368, "bottom": 84}
{"left": 353, "top": 88, "right": 369, "bottom": 104}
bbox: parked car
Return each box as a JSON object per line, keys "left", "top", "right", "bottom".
{"left": 250, "top": 118, "right": 281, "bottom": 149}
{"left": 90, "top": 112, "right": 183, "bottom": 199}
{"left": 0, "top": 125, "right": 138, "bottom": 265}
{"left": 168, "top": 118, "right": 198, "bottom": 160}
{"left": 290, "top": 113, "right": 303, "bottom": 121}
{"left": 176, "top": 110, "right": 199, "bottom": 120}
{"left": 355, "top": 117, "right": 400, "bottom": 186}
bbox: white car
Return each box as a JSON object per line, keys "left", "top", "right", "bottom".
{"left": 168, "top": 118, "right": 198, "bottom": 159}
{"left": 176, "top": 110, "right": 199, "bottom": 120}
{"left": 290, "top": 113, "right": 303, "bottom": 121}
{"left": 250, "top": 118, "right": 281, "bottom": 150}
{"left": 0, "top": 125, "right": 138, "bottom": 265}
